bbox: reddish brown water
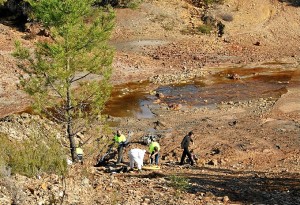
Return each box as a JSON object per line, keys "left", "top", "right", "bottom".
{"left": 103, "top": 68, "right": 299, "bottom": 118}
{"left": 103, "top": 82, "right": 157, "bottom": 118}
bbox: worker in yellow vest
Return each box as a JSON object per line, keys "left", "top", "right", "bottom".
{"left": 113, "top": 130, "right": 127, "bottom": 164}
{"left": 76, "top": 143, "right": 84, "bottom": 165}
{"left": 149, "top": 139, "right": 160, "bottom": 165}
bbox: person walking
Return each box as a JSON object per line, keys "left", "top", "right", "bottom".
{"left": 149, "top": 139, "right": 160, "bottom": 165}
{"left": 113, "top": 130, "right": 127, "bottom": 164}
{"left": 179, "top": 131, "right": 195, "bottom": 166}
{"left": 128, "top": 148, "right": 146, "bottom": 171}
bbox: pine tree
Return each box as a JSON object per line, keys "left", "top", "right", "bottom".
{"left": 14, "top": 0, "right": 115, "bottom": 161}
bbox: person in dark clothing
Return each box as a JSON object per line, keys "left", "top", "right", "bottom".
{"left": 179, "top": 131, "right": 195, "bottom": 166}
{"left": 217, "top": 21, "right": 225, "bottom": 37}
{"left": 113, "top": 130, "right": 127, "bottom": 164}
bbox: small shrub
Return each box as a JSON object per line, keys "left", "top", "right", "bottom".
{"left": 0, "top": 133, "right": 67, "bottom": 177}
{"left": 119, "top": 0, "right": 143, "bottom": 9}
{"left": 197, "top": 24, "right": 213, "bottom": 34}
{"left": 168, "top": 175, "right": 191, "bottom": 192}
{"left": 127, "top": 1, "right": 141, "bottom": 9}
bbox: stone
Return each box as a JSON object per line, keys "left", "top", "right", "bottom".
{"left": 223, "top": 196, "right": 230, "bottom": 203}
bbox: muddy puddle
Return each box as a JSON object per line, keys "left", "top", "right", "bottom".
{"left": 103, "top": 81, "right": 158, "bottom": 119}
{"left": 103, "top": 68, "right": 299, "bottom": 118}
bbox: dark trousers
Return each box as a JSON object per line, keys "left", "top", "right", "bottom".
{"left": 116, "top": 144, "right": 124, "bottom": 163}
{"left": 77, "top": 154, "right": 83, "bottom": 165}
{"left": 77, "top": 154, "right": 83, "bottom": 161}
{"left": 150, "top": 153, "right": 160, "bottom": 165}
{"left": 180, "top": 147, "right": 194, "bottom": 165}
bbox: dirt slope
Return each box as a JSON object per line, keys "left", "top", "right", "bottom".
{"left": 110, "top": 0, "right": 300, "bottom": 85}
{"left": 0, "top": 0, "right": 300, "bottom": 204}
{"left": 222, "top": 0, "right": 300, "bottom": 56}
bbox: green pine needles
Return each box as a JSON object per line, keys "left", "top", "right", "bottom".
{"left": 14, "top": 0, "right": 115, "bottom": 161}
{"left": 0, "top": 133, "right": 67, "bottom": 177}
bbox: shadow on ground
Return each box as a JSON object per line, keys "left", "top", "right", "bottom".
{"left": 125, "top": 166, "right": 300, "bottom": 204}
{"left": 185, "top": 167, "right": 300, "bottom": 204}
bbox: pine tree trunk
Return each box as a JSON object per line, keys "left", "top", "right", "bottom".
{"left": 68, "top": 116, "right": 77, "bottom": 161}
{"left": 67, "top": 85, "right": 77, "bottom": 161}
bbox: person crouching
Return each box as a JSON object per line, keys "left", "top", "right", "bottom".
{"left": 128, "top": 148, "right": 146, "bottom": 171}
{"left": 149, "top": 140, "right": 160, "bottom": 165}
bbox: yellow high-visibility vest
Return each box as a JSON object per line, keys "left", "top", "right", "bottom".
{"left": 76, "top": 147, "right": 83, "bottom": 155}
{"left": 149, "top": 142, "right": 160, "bottom": 153}
{"left": 114, "top": 134, "right": 126, "bottom": 143}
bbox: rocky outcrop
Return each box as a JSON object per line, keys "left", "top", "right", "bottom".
{"left": 0, "top": 113, "right": 62, "bottom": 141}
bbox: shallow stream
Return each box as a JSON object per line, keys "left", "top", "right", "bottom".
{"left": 103, "top": 67, "right": 299, "bottom": 119}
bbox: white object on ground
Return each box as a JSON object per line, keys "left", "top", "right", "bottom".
{"left": 128, "top": 148, "right": 146, "bottom": 170}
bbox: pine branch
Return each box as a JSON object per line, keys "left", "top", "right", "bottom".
{"left": 71, "top": 72, "right": 92, "bottom": 83}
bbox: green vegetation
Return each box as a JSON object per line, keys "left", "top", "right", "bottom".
{"left": 197, "top": 24, "right": 213, "bottom": 34}
{"left": 0, "top": 133, "right": 67, "bottom": 177}
{"left": 14, "top": 0, "right": 115, "bottom": 161}
{"left": 121, "top": 0, "right": 143, "bottom": 9}
{"left": 168, "top": 175, "right": 191, "bottom": 192}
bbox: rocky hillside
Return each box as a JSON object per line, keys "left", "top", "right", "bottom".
{"left": 0, "top": 0, "right": 300, "bottom": 204}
